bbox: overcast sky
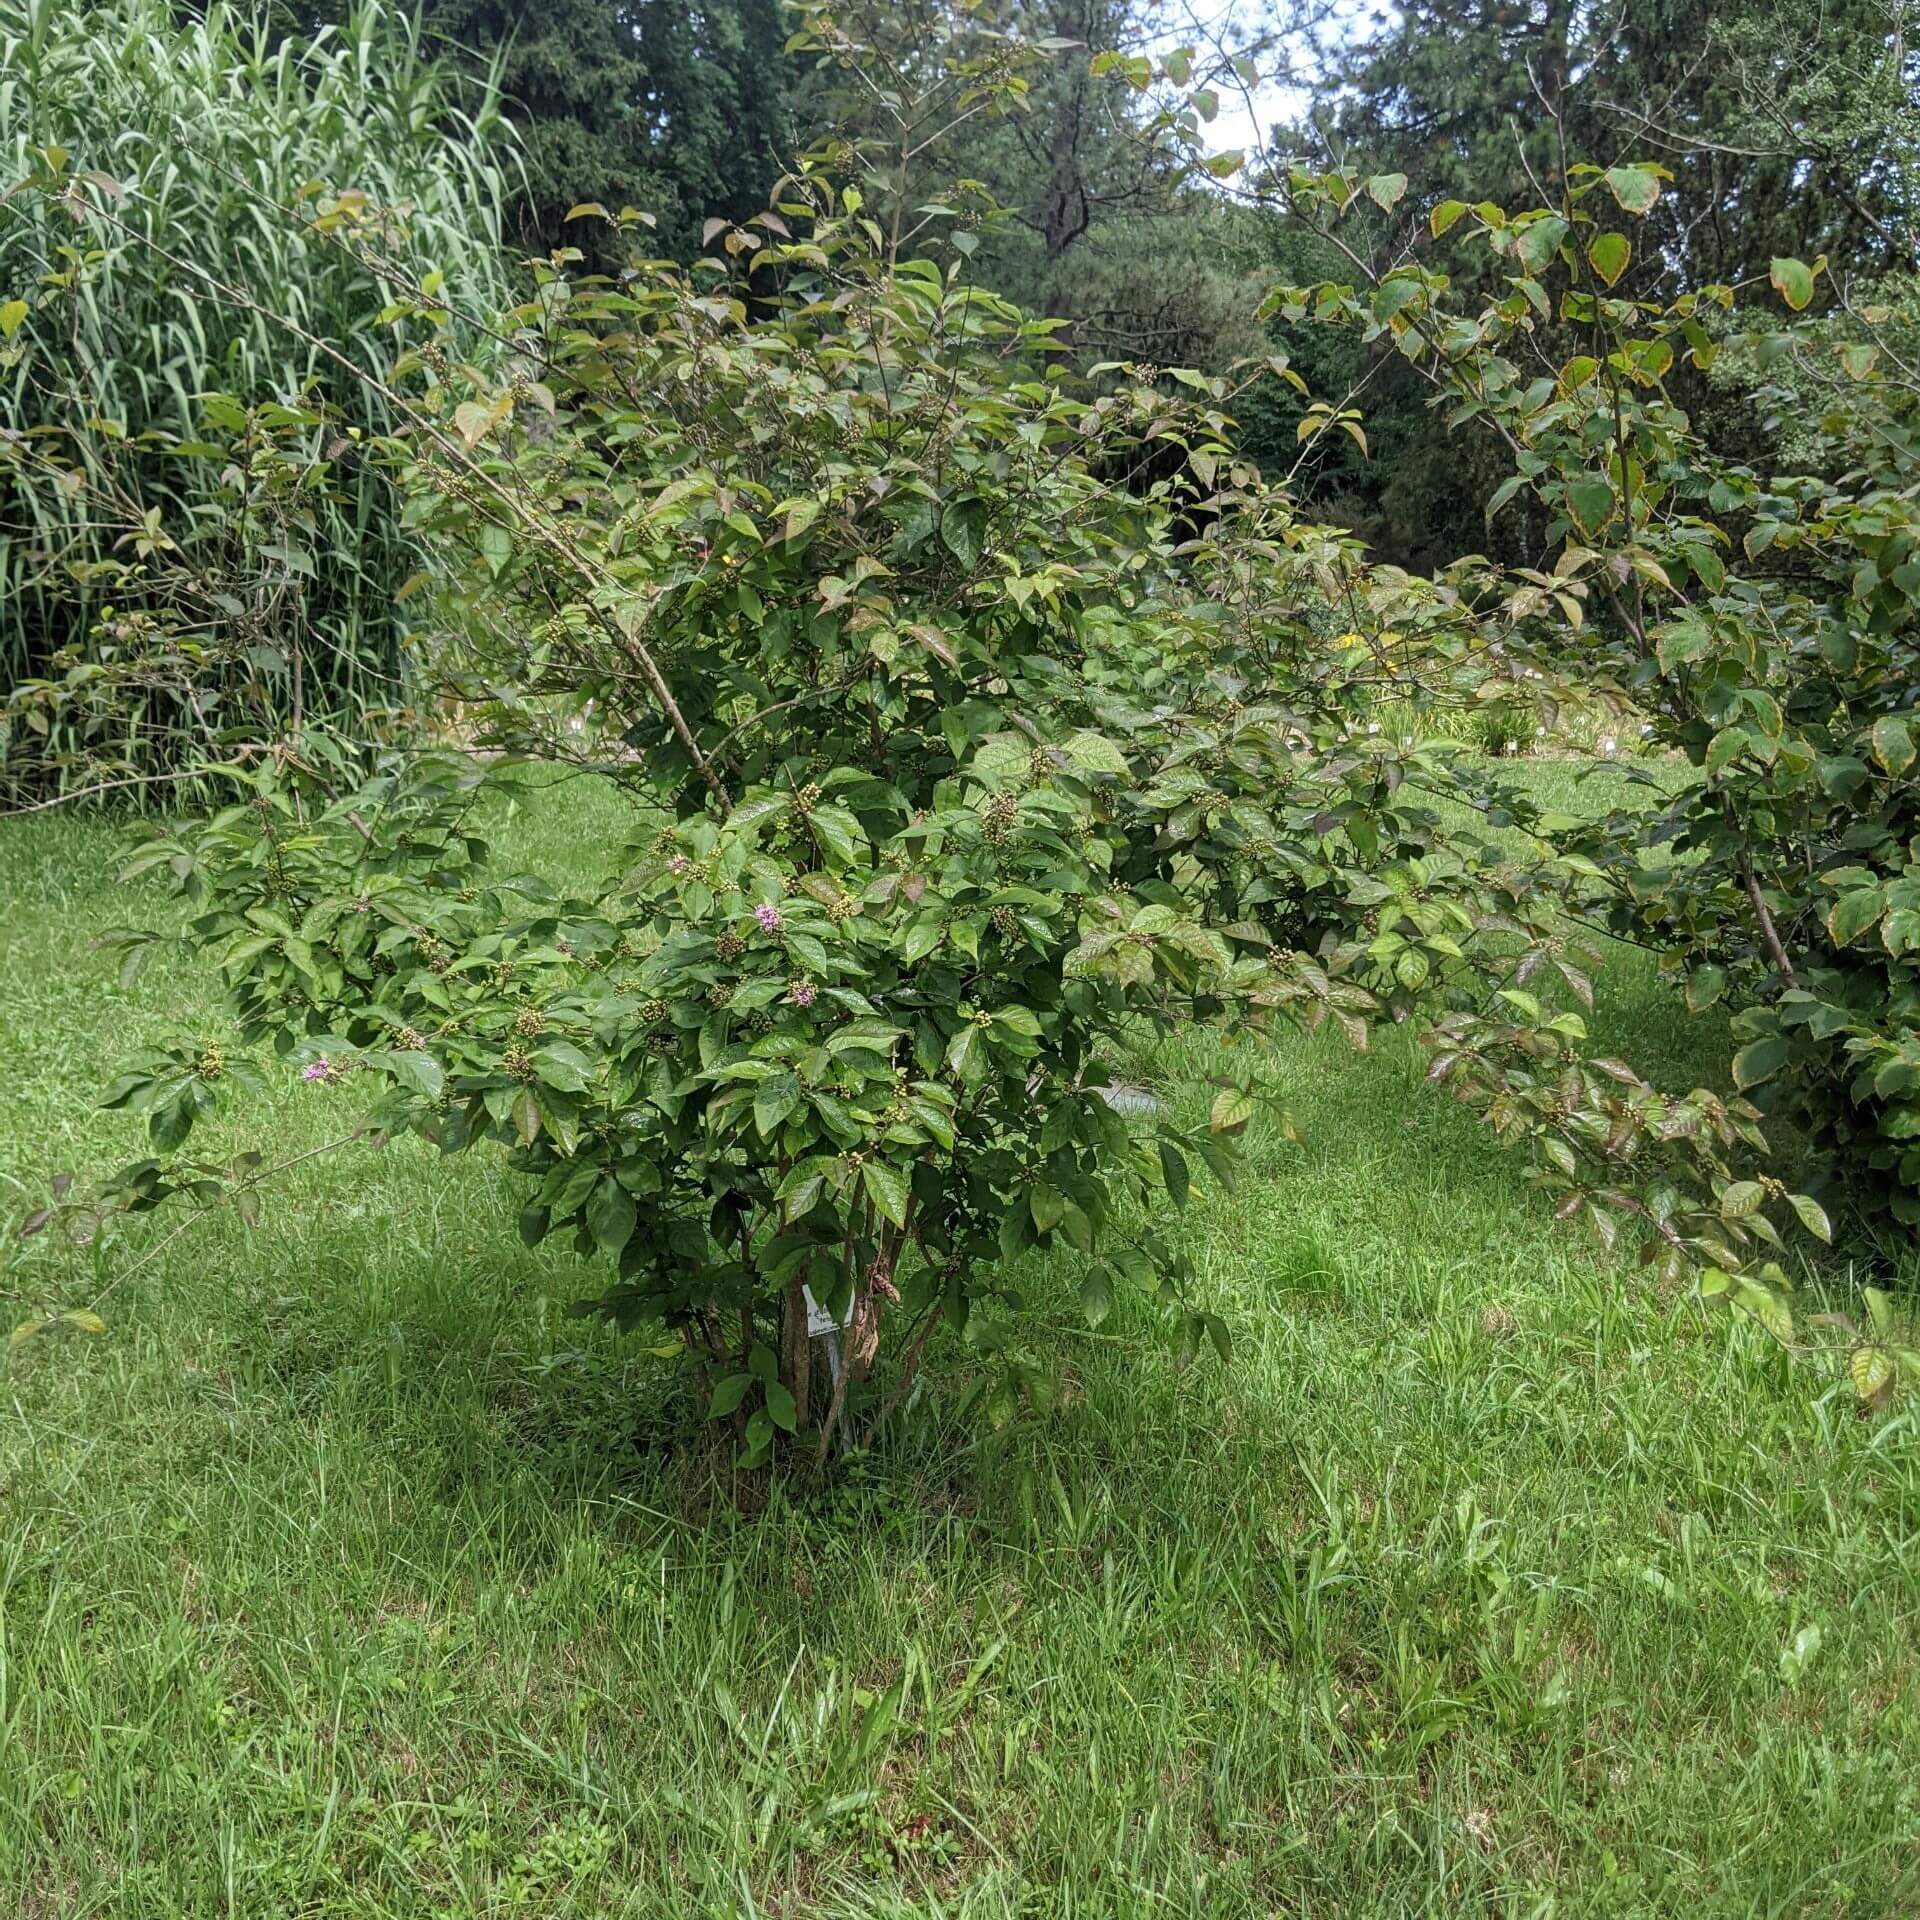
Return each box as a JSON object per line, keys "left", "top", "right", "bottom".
{"left": 1170, "top": 0, "right": 1388, "bottom": 156}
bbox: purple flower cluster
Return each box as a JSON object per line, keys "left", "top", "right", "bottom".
{"left": 755, "top": 901, "right": 784, "bottom": 935}
{"left": 787, "top": 978, "right": 816, "bottom": 1008}
{"left": 302, "top": 1058, "right": 335, "bottom": 1085}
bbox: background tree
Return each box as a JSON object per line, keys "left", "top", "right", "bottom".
{"left": 281, "top": 0, "right": 798, "bottom": 259}
{"left": 1268, "top": 0, "right": 1920, "bottom": 560}
{"left": 796, "top": 0, "right": 1276, "bottom": 372}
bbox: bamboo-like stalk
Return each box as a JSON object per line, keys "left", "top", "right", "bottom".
{"left": 0, "top": 0, "right": 512, "bottom": 799}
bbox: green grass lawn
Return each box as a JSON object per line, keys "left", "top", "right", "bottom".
{"left": 2, "top": 770, "right": 1917, "bottom": 1918}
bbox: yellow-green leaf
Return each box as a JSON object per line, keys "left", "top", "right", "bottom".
{"left": 1827, "top": 889, "right": 1884, "bottom": 946}
{"left": 1770, "top": 256, "right": 1817, "bottom": 311}
{"left": 1788, "top": 1193, "right": 1832, "bottom": 1244}
{"left": 1587, "top": 231, "right": 1630, "bottom": 286}
{"left": 1603, "top": 164, "right": 1661, "bottom": 214}
{"left": 1565, "top": 474, "right": 1614, "bottom": 536}
{"left": 1851, "top": 1343, "right": 1895, "bottom": 1406}
{"left": 453, "top": 400, "right": 493, "bottom": 448}
{"left": 1870, "top": 715, "right": 1914, "bottom": 776}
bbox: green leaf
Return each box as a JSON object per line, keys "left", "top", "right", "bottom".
{"left": 1685, "top": 964, "right": 1727, "bottom": 1012}
{"left": 1158, "top": 1140, "right": 1190, "bottom": 1206}
{"left": 1429, "top": 199, "right": 1469, "bottom": 238}
{"left": 1564, "top": 474, "right": 1614, "bottom": 536}
{"left": 1063, "top": 730, "right": 1130, "bottom": 775}
{"left": 1516, "top": 215, "right": 1569, "bottom": 271}
{"left": 385, "top": 1048, "right": 444, "bottom": 1099}
{"left": 1209, "top": 1085, "right": 1255, "bottom": 1135}
{"left": 1203, "top": 1314, "right": 1231, "bottom": 1364}
{"left": 764, "top": 1381, "right": 798, "bottom": 1433}
{"left": 1029, "top": 1182, "right": 1065, "bottom": 1233}
{"left": 1485, "top": 474, "right": 1527, "bottom": 522}
{"left": 940, "top": 497, "right": 987, "bottom": 571}
{"left": 780, "top": 1174, "right": 823, "bottom": 1223}
{"left": 1366, "top": 172, "right": 1407, "bottom": 211}
{"left": 1705, "top": 726, "right": 1750, "bottom": 775}
{"left": 532, "top": 1042, "right": 594, "bottom": 1093}
{"left": 587, "top": 1176, "right": 637, "bottom": 1256}
{"left": 150, "top": 1097, "right": 195, "bottom": 1153}
{"left": 1769, "top": 256, "right": 1816, "bottom": 311}
{"left": 1778, "top": 1621, "right": 1823, "bottom": 1685}
{"left": 1603, "top": 164, "right": 1661, "bottom": 214}
{"left": 807, "top": 804, "right": 864, "bottom": 866}
{"left": 754, "top": 1071, "right": 800, "bottom": 1139}
{"left": 1735, "top": 1276, "right": 1793, "bottom": 1346}
{"left": 100, "top": 1072, "right": 156, "bottom": 1112}
{"left": 453, "top": 400, "right": 494, "bottom": 447}
{"left": 1732, "top": 1034, "right": 1790, "bottom": 1089}
{"left": 708, "top": 1372, "right": 752, "bottom": 1419}
{"left": 861, "top": 1156, "right": 910, "bottom": 1229}
{"left": 1586, "top": 231, "right": 1630, "bottom": 286}
{"left": 1080, "top": 1263, "right": 1113, "bottom": 1326}
{"left": 946, "top": 1024, "right": 983, "bottom": 1086}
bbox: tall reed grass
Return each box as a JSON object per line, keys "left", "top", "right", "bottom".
{"left": 0, "top": 0, "right": 511, "bottom": 799}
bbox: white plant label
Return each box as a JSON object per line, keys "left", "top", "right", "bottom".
{"left": 802, "top": 1285, "right": 848, "bottom": 1338}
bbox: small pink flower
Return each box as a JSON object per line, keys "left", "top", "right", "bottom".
{"left": 787, "top": 978, "right": 816, "bottom": 1008}
{"left": 302, "top": 1058, "right": 334, "bottom": 1084}
{"left": 667, "top": 854, "right": 692, "bottom": 876}
{"left": 755, "top": 901, "right": 783, "bottom": 935}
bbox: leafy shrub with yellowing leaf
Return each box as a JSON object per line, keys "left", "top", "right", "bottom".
{"left": 1266, "top": 145, "right": 1920, "bottom": 1286}
{"left": 9, "top": 14, "right": 1857, "bottom": 1442}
